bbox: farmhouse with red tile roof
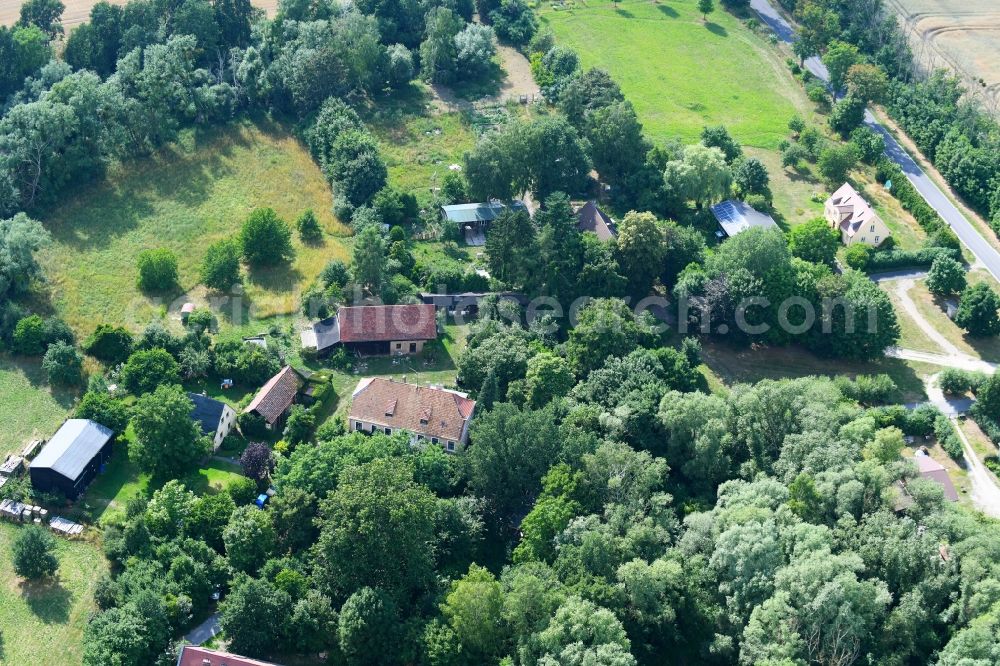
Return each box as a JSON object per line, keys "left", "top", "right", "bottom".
{"left": 243, "top": 365, "right": 302, "bottom": 429}
{"left": 177, "top": 645, "right": 281, "bottom": 666}
{"left": 301, "top": 304, "right": 438, "bottom": 356}
{"left": 349, "top": 377, "right": 476, "bottom": 452}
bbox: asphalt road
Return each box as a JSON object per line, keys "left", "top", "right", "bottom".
{"left": 749, "top": 0, "right": 1000, "bottom": 283}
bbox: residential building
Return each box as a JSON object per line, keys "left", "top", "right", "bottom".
{"left": 29, "top": 419, "right": 114, "bottom": 499}
{"left": 711, "top": 199, "right": 779, "bottom": 239}
{"left": 177, "top": 645, "right": 281, "bottom": 666}
{"left": 913, "top": 452, "right": 959, "bottom": 502}
{"left": 824, "top": 183, "right": 891, "bottom": 246}
{"left": 574, "top": 201, "right": 618, "bottom": 241}
{"left": 301, "top": 304, "right": 437, "bottom": 356}
{"left": 441, "top": 200, "right": 527, "bottom": 245}
{"left": 243, "top": 366, "right": 302, "bottom": 430}
{"left": 188, "top": 392, "right": 237, "bottom": 450}
{"left": 348, "top": 377, "right": 476, "bottom": 452}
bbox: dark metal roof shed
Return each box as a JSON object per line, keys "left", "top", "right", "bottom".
{"left": 29, "top": 419, "right": 114, "bottom": 481}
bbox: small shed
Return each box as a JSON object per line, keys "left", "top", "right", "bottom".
{"left": 181, "top": 302, "right": 196, "bottom": 322}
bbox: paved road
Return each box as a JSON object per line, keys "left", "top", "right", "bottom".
{"left": 184, "top": 612, "right": 221, "bottom": 646}
{"left": 750, "top": 0, "right": 1000, "bottom": 284}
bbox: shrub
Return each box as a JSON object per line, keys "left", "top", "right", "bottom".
{"left": 320, "top": 260, "right": 351, "bottom": 288}
{"left": 934, "top": 415, "right": 964, "bottom": 461}
{"left": 850, "top": 126, "right": 886, "bottom": 164}
{"left": 121, "top": 348, "right": 180, "bottom": 395}
{"left": 240, "top": 208, "right": 294, "bottom": 266}
{"left": 12, "top": 526, "right": 58, "bottom": 579}
{"left": 43, "top": 340, "right": 83, "bottom": 385}
{"left": 865, "top": 247, "right": 960, "bottom": 272}
{"left": 185, "top": 308, "right": 215, "bottom": 334}
{"left": 136, "top": 248, "right": 179, "bottom": 291}
{"left": 12, "top": 314, "right": 46, "bottom": 355}
{"left": 843, "top": 243, "right": 872, "bottom": 270}
{"left": 227, "top": 476, "right": 258, "bottom": 505}
{"left": 829, "top": 94, "right": 866, "bottom": 136}
{"left": 296, "top": 209, "right": 323, "bottom": 244}
{"left": 83, "top": 325, "right": 134, "bottom": 365}
{"left": 806, "top": 82, "right": 829, "bottom": 106}
{"left": 955, "top": 282, "right": 1000, "bottom": 336}
{"left": 818, "top": 144, "right": 859, "bottom": 184}
{"left": 201, "top": 238, "right": 242, "bottom": 291}
{"left": 925, "top": 255, "right": 966, "bottom": 296}
{"left": 835, "top": 373, "right": 897, "bottom": 404}
{"left": 939, "top": 368, "right": 985, "bottom": 395}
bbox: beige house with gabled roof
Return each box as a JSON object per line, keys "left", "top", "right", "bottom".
{"left": 825, "top": 183, "right": 891, "bottom": 247}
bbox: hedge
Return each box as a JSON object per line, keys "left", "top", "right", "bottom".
{"left": 875, "top": 159, "right": 947, "bottom": 235}
{"left": 865, "top": 246, "right": 960, "bottom": 272}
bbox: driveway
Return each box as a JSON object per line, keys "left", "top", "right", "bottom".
{"left": 952, "top": 420, "right": 1000, "bottom": 519}
{"left": 184, "top": 612, "right": 221, "bottom": 646}
{"left": 750, "top": 0, "right": 1000, "bottom": 284}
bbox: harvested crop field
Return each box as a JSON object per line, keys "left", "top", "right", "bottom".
{"left": 0, "top": 0, "right": 279, "bottom": 30}
{"left": 888, "top": 0, "right": 1000, "bottom": 113}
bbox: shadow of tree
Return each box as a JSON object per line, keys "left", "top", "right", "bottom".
{"left": 20, "top": 577, "right": 73, "bottom": 624}
{"left": 706, "top": 21, "right": 728, "bottom": 37}
{"left": 614, "top": 6, "right": 634, "bottom": 17}
{"left": 655, "top": 3, "right": 678, "bottom": 17}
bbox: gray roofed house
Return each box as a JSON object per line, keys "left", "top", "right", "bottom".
{"left": 575, "top": 201, "right": 617, "bottom": 241}
{"left": 711, "top": 199, "right": 779, "bottom": 238}
{"left": 188, "top": 393, "right": 238, "bottom": 450}
{"left": 29, "top": 419, "right": 115, "bottom": 499}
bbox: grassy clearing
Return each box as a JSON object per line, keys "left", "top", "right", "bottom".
{"left": 540, "top": 0, "right": 811, "bottom": 149}
{"left": 701, "top": 341, "right": 931, "bottom": 401}
{"left": 880, "top": 284, "right": 940, "bottom": 353}
{"left": 362, "top": 92, "right": 479, "bottom": 207}
{"left": 36, "top": 118, "right": 351, "bottom": 335}
{"left": 0, "top": 356, "right": 75, "bottom": 458}
{"left": 0, "top": 522, "right": 105, "bottom": 666}
{"left": 907, "top": 280, "right": 1000, "bottom": 363}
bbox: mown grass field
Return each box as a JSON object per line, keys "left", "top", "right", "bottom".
{"left": 0, "top": 356, "right": 75, "bottom": 458}
{"left": 37, "top": 118, "right": 351, "bottom": 335}
{"left": 0, "top": 523, "right": 105, "bottom": 666}
{"left": 540, "top": 0, "right": 812, "bottom": 148}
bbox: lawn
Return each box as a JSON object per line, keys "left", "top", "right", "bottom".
{"left": 36, "top": 117, "right": 352, "bottom": 335}
{"left": 701, "top": 341, "right": 932, "bottom": 402}
{"left": 540, "top": 0, "right": 812, "bottom": 148}
{"left": 0, "top": 356, "right": 75, "bottom": 458}
{"left": 907, "top": 279, "right": 1000, "bottom": 363}
{"left": 0, "top": 522, "right": 106, "bottom": 666}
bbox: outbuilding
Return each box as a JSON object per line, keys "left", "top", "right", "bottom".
{"left": 29, "top": 419, "right": 114, "bottom": 499}
{"left": 188, "top": 392, "right": 238, "bottom": 450}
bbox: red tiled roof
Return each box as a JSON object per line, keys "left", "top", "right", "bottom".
{"left": 177, "top": 645, "right": 280, "bottom": 666}
{"left": 337, "top": 305, "right": 437, "bottom": 343}
{"left": 243, "top": 366, "right": 300, "bottom": 425}
{"left": 350, "top": 378, "right": 475, "bottom": 442}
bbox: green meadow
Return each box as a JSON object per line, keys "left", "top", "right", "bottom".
{"left": 540, "top": 0, "right": 812, "bottom": 148}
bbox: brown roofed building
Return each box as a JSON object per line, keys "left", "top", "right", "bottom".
{"left": 913, "top": 452, "right": 959, "bottom": 502}
{"left": 349, "top": 377, "right": 476, "bottom": 452}
{"left": 304, "top": 304, "right": 438, "bottom": 356}
{"left": 575, "top": 201, "right": 617, "bottom": 241}
{"left": 243, "top": 366, "right": 302, "bottom": 430}
{"left": 824, "top": 183, "right": 891, "bottom": 247}
{"left": 177, "top": 645, "right": 281, "bottom": 666}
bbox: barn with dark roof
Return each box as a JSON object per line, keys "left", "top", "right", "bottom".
{"left": 301, "top": 304, "right": 438, "bottom": 356}
{"left": 29, "top": 419, "right": 114, "bottom": 499}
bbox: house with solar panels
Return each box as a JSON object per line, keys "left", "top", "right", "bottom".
{"left": 440, "top": 200, "right": 527, "bottom": 245}
{"left": 29, "top": 419, "right": 115, "bottom": 499}
{"left": 710, "top": 199, "right": 779, "bottom": 239}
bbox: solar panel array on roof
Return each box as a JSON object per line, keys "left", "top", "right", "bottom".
{"left": 711, "top": 200, "right": 779, "bottom": 238}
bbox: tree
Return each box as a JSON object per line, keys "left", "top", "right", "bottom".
{"left": 440, "top": 565, "right": 505, "bottom": 662}
{"left": 829, "top": 94, "right": 866, "bottom": 137}
{"left": 850, "top": 126, "right": 886, "bottom": 164}
{"left": 0, "top": 213, "right": 50, "bottom": 300}
{"left": 466, "top": 403, "right": 563, "bottom": 518}
{"left": 223, "top": 505, "right": 277, "bottom": 573}
{"left": 19, "top": 0, "right": 65, "bottom": 37}
{"left": 533, "top": 596, "right": 636, "bottom": 665}
{"left": 788, "top": 217, "right": 839, "bottom": 266}
{"left": 283, "top": 404, "right": 316, "bottom": 444}
{"left": 586, "top": 101, "right": 648, "bottom": 186}
{"left": 240, "top": 442, "right": 275, "bottom": 482}
{"left": 201, "top": 238, "right": 242, "bottom": 291}
{"left": 925, "top": 255, "right": 966, "bottom": 296}
{"left": 818, "top": 144, "right": 859, "bottom": 184}
{"left": 616, "top": 210, "right": 666, "bottom": 298}
{"left": 352, "top": 225, "right": 386, "bottom": 295}
{"left": 83, "top": 324, "right": 133, "bottom": 365}
{"left": 955, "top": 282, "right": 1000, "bottom": 336}
{"left": 338, "top": 587, "right": 400, "bottom": 665}
{"left": 121, "top": 348, "right": 180, "bottom": 395}
{"left": 75, "top": 391, "right": 130, "bottom": 433}
{"left": 846, "top": 63, "right": 889, "bottom": 103}
{"left": 701, "top": 125, "right": 742, "bottom": 163}
{"left": 795, "top": 0, "right": 838, "bottom": 61}
{"left": 526, "top": 352, "right": 575, "bottom": 407}
{"left": 808, "top": 269, "right": 900, "bottom": 360}
{"left": 43, "top": 340, "right": 83, "bottom": 385}
{"left": 386, "top": 43, "right": 414, "bottom": 87}
{"left": 240, "top": 208, "right": 294, "bottom": 266}
{"left": 733, "top": 157, "right": 771, "bottom": 200}
{"left": 490, "top": 0, "right": 536, "bottom": 45}
{"left": 662, "top": 144, "right": 732, "bottom": 209}
{"left": 485, "top": 208, "right": 537, "bottom": 287}
{"left": 821, "top": 40, "right": 860, "bottom": 91}
{"left": 129, "top": 384, "right": 208, "bottom": 478}
{"left": 863, "top": 426, "right": 905, "bottom": 464}
{"left": 12, "top": 314, "right": 46, "bottom": 355}
{"left": 420, "top": 7, "right": 462, "bottom": 84}
{"left": 12, "top": 525, "right": 58, "bottom": 579}
{"left": 566, "top": 298, "right": 648, "bottom": 376}
{"left": 220, "top": 577, "right": 292, "bottom": 658}
{"left": 697, "top": 0, "right": 714, "bottom": 20}
{"left": 454, "top": 23, "right": 496, "bottom": 80}
{"left": 315, "top": 458, "right": 437, "bottom": 599}
{"left": 135, "top": 248, "right": 178, "bottom": 291}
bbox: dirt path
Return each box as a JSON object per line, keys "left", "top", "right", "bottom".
{"left": 952, "top": 418, "right": 1000, "bottom": 518}
{"left": 428, "top": 43, "right": 540, "bottom": 114}
{"left": 893, "top": 278, "right": 963, "bottom": 357}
